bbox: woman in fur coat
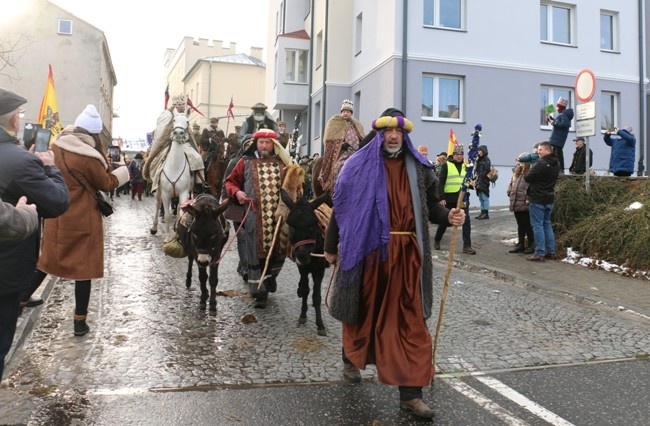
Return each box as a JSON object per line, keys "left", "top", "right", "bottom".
{"left": 507, "top": 156, "right": 534, "bottom": 254}
{"left": 35, "top": 105, "right": 130, "bottom": 336}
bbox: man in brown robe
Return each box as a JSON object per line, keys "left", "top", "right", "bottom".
{"left": 324, "top": 109, "right": 465, "bottom": 419}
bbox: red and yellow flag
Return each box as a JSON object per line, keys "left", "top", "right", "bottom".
{"left": 38, "top": 65, "right": 63, "bottom": 137}
{"left": 447, "top": 128, "right": 458, "bottom": 156}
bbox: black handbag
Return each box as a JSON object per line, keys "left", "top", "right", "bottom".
{"left": 95, "top": 190, "right": 114, "bottom": 217}
{"left": 61, "top": 150, "right": 114, "bottom": 217}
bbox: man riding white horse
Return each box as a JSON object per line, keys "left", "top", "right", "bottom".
{"left": 143, "top": 94, "right": 205, "bottom": 194}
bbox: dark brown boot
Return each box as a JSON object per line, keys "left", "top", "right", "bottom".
{"left": 74, "top": 314, "right": 90, "bottom": 336}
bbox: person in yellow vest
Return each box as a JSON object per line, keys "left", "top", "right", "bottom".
{"left": 434, "top": 144, "right": 476, "bottom": 254}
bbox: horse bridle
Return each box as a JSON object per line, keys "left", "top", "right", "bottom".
{"left": 291, "top": 238, "right": 325, "bottom": 258}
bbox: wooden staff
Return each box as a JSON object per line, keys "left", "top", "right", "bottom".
{"left": 258, "top": 216, "right": 283, "bottom": 290}
{"left": 431, "top": 125, "right": 482, "bottom": 385}
{"left": 431, "top": 193, "right": 464, "bottom": 382}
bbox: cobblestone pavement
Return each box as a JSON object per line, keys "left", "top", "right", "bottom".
{"left": 2, "top": 197, "right": 650, "bottom": 400}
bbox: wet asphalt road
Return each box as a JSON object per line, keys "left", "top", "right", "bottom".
{"left": 1, "top": 195, "right": 650, "bottom": 425}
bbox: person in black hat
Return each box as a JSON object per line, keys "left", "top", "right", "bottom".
{"left": 568, "top": 137, "right": 593, "bottom": 175}
{"left": 238, "top": 102, "right": 278, "bottom": 144}
{"left": 0, "top": 88, "right": 70, "bottom": 380}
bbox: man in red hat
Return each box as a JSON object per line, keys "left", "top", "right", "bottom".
{"left": 224, "top": 129, "right": 291, "bottom": 308}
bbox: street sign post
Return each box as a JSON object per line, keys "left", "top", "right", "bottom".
{"left": 574, "top": 69, "right": 596, "bottom": 193}
{"left": 575, "top": 69, "right": 596, "bottom": 103}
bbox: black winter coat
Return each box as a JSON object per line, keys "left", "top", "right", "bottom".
{"left": 569, "top": 146, "right": 593, "bottom": 175}
{"left": 524, "top": 152, "right": 560, "bottom": 204}
{"left": 0, "top": 128, "right": 69, "bottom": 296}
{"left": 474, "top": 145, "right": 491, "bottom": 195}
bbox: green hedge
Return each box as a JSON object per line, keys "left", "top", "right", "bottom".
{"left": 553, "top": 176, "right": 650, "bottom": 270}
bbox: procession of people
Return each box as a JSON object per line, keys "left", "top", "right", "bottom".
{"left": 0, "top": 86, "right": 642, "bottom": 420}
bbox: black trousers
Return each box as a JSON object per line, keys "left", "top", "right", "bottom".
{"left": 514, "top": 210, "right": 534, "bottom": 246}
{"left": 435, "top": 204, "right": 472, "bottom": 248}
{"left": 0, "top": 292, "right": 21, "bottom": 380}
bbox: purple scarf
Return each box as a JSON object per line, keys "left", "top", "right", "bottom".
{"left": 332, "top": 130, "right": 431, "bottom": 286}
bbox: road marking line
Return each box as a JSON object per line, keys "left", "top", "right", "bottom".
{"left": 447, "top": 378, "right": 529, "bottom": 426}
{"left": 475, "top": 376, "right": 575, "bottom": 426}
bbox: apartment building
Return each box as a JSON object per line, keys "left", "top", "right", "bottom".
{"left": 1, "top": 0, "right": 117, "bottom": 144}
{"left": 268, "top": 0, "right": 648, "bottom": 175}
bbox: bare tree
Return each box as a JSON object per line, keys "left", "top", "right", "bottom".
{"left": 0, "top": 31, "right": 31, "bottom": 82}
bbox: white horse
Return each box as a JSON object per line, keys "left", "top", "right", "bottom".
{"left": 150, "top": 115, "right": 193, "bottom": 234}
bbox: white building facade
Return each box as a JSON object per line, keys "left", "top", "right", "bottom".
{"left": 268, "top": 0, "right": 648, "bottom": 175}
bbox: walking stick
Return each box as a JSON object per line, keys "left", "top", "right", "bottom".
{"left": 258, "top": 216, "right": 283, "bottom": 290}
{"left": 431, "top": 124, "right": 482, "bottom": 385}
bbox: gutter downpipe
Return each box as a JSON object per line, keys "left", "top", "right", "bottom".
{"left": 321, "top": 0, "right": 329, "bottom": 147}
{"left": 638, "top": 0, "right": 647, "bottom": 176}
{"left": 401, "top": 0, "right": 408, "bottom": 113}
{"left": 307, "top": 0, "right": 316, "bottom": 156}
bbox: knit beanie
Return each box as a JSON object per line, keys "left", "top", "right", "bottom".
{"left": 74, "top": 104, "right": 103, "bottom": 134}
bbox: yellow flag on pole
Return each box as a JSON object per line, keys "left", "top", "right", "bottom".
{"left": 447, "top": 128, "right": 458, "bottom": 156}
{"left": 38, "top": 64, "right": 63, "bottom": 138}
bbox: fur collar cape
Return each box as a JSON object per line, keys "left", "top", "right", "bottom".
{"left": 54, "top": 125, "right": 108, "bottom": 170}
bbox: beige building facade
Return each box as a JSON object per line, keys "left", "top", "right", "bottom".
{"left": 164, "top": 37, "right": 267, "bottom": 133}
{"left": 0, "top": 0, "right": 117, "bottom": 144}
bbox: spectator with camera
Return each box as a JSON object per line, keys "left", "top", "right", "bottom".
{"left": 23, "top": 104, "right": 129, "bottom": 338}
{"left": 604, "top": 126, "right": 636, "bottom": 177}
{"left": 0, "top": 88, "right": 70, "bottom": 380}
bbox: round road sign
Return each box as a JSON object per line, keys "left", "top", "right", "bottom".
{"left": 575, "top": 69, "right": 596, "bottom": 103}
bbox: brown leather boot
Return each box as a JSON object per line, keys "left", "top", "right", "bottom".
{"left": 342, "top": 363, "right": 361, "bottom": 383}
{"left": 400, "top": 398, "right": 435, "bottom": 418}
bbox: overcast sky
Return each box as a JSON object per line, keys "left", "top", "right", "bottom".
{"left": 50, "top": 0, "right": 269, "bottom": 140}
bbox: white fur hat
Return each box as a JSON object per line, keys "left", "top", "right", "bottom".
{"left": 340, "top": 99, "right": 354, "bottom": 112}
{"left": 74, "top": 104, "right": 103, "bottom": 134}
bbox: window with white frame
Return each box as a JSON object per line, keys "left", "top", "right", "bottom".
{"left": 58, "top": 19, "right": 73, "bottom": 35}
{"left": 421, "top": 74, "right": 462, "bottom": 120}
{"left": 540, "top": 86, "right": 573, "bottom": 127}
{"left": 285, "top": 49, "right": 308, "bottom": 83}
{"left": 601, "top": 92, "right": 618, "bottom": 131}
{"left": 600, "top": 11, "right": 618, "bottom": 51}
{"left": 540, "top": 2, "right": 573, "bottom": 45}
{"left": 355, "top": 13, "right": 363, "bottom": 55}
{"left": 423, "top": 0, "right": 463, "bottom": 30}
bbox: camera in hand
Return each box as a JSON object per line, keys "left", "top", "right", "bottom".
{"left": 107, "top": 146, "right": 121, "bottom": 162}
{"left": 34, "top": 128, "right": 52, "bottom": 152}
{"left": 23, "top": 123, "right": 43, "bottom": 150}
